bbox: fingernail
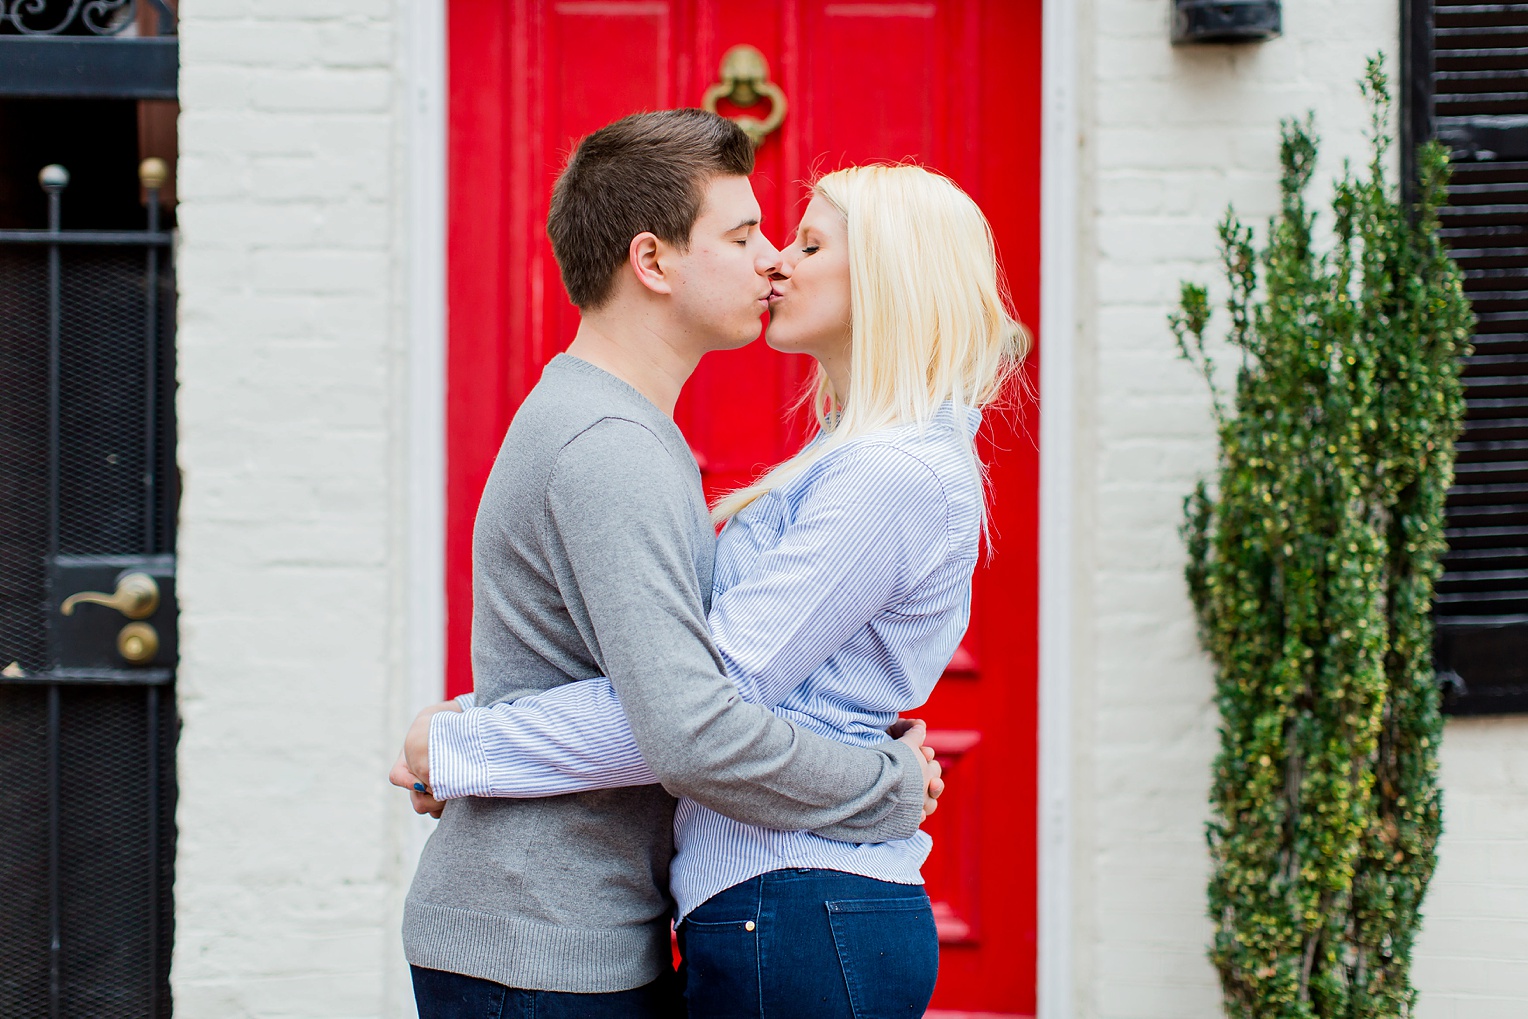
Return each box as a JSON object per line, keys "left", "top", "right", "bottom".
{"left": 413, "top": 782, "right": 427, "bottom": 793}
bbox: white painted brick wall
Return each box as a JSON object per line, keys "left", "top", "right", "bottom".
{"left": 1075, "top": 2, "right": 1528, "bottom": 1017}
{"left": 175, "top": 2, "right": 417, "bottom": 1016}
{"left": 1413, "top": 720, "right": 1528, "bottom": 1018}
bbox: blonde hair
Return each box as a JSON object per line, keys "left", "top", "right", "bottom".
{"left": 711, "top": 164, "right": 1029, "bottom": 524}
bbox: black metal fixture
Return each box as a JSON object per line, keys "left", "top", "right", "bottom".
{"left": 0, "top": 0, "right": 169, "bottom": 35}
{"left": 0, "top": 160, "right": 179, "bottom": 1017}
{"left": 1172, "top": 0, "right": 1282, "bottom": 44}
{"left": 0, "top": 0, "right": 177, "bottom": 99}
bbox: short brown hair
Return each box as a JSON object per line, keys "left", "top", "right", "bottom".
{"left": 547, "top": 109, "right": 755, "bottom": 310}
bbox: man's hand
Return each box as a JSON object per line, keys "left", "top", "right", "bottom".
{"left": 387, "top": 699, "right": 463, "bottom": 819}
{"left": 890, "top": 718, "right": 943, "bottom": 817}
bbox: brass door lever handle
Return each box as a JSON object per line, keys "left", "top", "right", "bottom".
{"left": 60, "top": 572, "right": 160, "bottom": 620}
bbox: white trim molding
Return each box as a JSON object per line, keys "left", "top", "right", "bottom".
{"left": 399, "top": 0, "right": 448, "bottom": 928}
{"left": 404, "top": 0, "right": 448, "bottom": 731}
{"left": 1038, "top": 0, "right": 1081, "bottom": 1017}
{"left": 393, "top": 4, "right": 447, "bottom": 1014}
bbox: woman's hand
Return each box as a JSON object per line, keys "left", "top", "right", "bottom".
{"left": 387, "top": 699, "right": 464, "bottom": 818}
{"left": 389, "top": 750, "right": 446, "bottom": 818}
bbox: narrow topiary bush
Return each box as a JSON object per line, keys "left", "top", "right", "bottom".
{"left": 1170, "top": 58, "right": 1474, "bottom": 1019}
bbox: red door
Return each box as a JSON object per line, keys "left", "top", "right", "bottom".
{"left": 445, "top": 3, "right": 1041, "bottom": 1013}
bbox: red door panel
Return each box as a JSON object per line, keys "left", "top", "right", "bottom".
{"left": 446, "top": 3, "right": 1040, "bottom": 1013}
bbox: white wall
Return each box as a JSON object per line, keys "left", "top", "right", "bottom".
{"left": 174, "top": 1, "right": 427, "bottom": 1015}
{"left": 1069, "top": 1, "right": 1528, "bottom": 1017}
{"left": 1413, "top": 719, "right": 1528, "bottom": 1018}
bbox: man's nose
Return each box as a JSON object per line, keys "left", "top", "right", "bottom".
{"left": 755, "top": 236, "right": 783, "bottom": 276}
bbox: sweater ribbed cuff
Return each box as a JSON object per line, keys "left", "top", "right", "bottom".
{"left": 882, "top": 736, "right": 930, "bottom": 842}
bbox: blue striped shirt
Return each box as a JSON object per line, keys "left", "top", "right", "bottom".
{"left": 430, "top": 403, "right": 983, "bottom": 918}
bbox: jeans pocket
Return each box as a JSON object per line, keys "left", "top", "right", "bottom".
{"left": 678, "top": 917, "right": 760, "bottom": 1019}
{"left": 825, "top": 895, "right": 939, "bottom": 1019}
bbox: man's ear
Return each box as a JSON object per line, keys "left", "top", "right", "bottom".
{"left": 628, "top": 231, "right": 673, "bottom": 296}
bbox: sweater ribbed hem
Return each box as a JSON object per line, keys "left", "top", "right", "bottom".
{"left": 401, "top": 898, "right": 670, "bottom": 993}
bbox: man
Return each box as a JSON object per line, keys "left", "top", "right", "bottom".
{"left": 394, "top": 109, "right": 939, "bottom": 1018}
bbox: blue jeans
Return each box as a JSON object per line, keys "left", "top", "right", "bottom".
{"left": 410, "top": 965, "right": 681, "bottom": 1019}
{"left": 677, "top": 869, "right": 938, "bottom": 1019}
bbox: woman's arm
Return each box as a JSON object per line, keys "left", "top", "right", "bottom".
{"left": 426, "top": 443, "right": 950, "bottom": 801}
{"left": 426, "top": 679, "right": 656, "bottom": 798}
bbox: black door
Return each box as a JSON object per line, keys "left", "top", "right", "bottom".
{"left": 0, "top": 161, "right": 177, "bottom": 1019}
{"left": 1, "top": 9, "right": 181, "bottom": 1015}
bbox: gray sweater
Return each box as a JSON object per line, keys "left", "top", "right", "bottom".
{"left": 402, "top": 355, "right": 926, "bottom": 992}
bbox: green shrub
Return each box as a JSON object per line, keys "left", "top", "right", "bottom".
{"left": 1171, "top": 58, "right": 1473, "bottom": 1019}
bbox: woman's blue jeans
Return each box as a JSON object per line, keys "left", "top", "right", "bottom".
{"left": 677, "top": 868, "right": 938, "bottom": 1018}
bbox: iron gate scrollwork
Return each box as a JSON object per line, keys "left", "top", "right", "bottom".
{"left": 0, "top": 0, "right": 175, "bottom": 36}
{"left": 0, "top": 160, "right": 177, "bottom": 1018}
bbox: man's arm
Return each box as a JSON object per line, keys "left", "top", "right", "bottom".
{"left": 423, "top": 442, "right": 950, "bottom": 806}
{"left": 532, "top": 420, "right": 930, "bottom": 842}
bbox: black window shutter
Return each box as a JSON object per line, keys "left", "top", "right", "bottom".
{"left": 1408, "top": 0, "right": 1528, "bottom": 714}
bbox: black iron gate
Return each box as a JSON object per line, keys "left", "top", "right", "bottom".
{"left": 0, "top": 160, "right": 177, "bottom": 1018}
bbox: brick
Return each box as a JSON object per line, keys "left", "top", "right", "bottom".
{"left": 252, "top": 151, "right": 391, "bottom": 202}
{"left": 246, "top": 249, "right": 389, "bottom": 294}
{"left": 175, "top": 153, "right": 253, "bottom": 201}
{"left": 179, "top": 111, "right": 326, "bottom": 157}
{"left": 178, "top": 65, "right": 254, "bottom": 110}
{"left": 250, "top": 69, "right": 392, "bottom": 113}
{"left": 256, "top": 0, "right": 380, "bottom": 19}
{"left": 316, "top": 21, "right": 395, "bottom": 67}
{"left": 183, "top": 20, "right": 324, "bottom": 67}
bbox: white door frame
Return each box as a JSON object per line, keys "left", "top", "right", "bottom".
{"left": 1037, "top": 0, "right": 1081, "bottom": 1017}
{"left": 402, "top": 0, "right": 448, "bottom": 742}
{"left": 401, "top": 4, "right": 1082, "bottom": 1015}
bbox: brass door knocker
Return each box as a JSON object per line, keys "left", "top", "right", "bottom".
{"left": 701, "top": 45, "right": 787, "bottom": 146}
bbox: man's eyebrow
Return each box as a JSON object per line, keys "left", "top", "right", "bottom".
{"left": 729, "top": 217, "right": 760, "bottom": 231}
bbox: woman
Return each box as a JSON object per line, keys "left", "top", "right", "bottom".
{"left": 409, "top": 164, "right": 1024, "bottom": 1017}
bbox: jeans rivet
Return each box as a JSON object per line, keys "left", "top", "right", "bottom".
{"left": 744, "top": 921, "right": 756, "bottom": 932}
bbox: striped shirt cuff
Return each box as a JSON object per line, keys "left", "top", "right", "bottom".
{"left": 429, "top": 706, "right": 492, "bottom": 799}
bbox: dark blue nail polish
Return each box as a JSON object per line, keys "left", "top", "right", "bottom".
{"left": 413, "top": 782, "right": 427, "bottom": 793}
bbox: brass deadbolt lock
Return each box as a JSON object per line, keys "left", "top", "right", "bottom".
{"left": 117, "top": 622, "right": 160, "bottom": 665}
